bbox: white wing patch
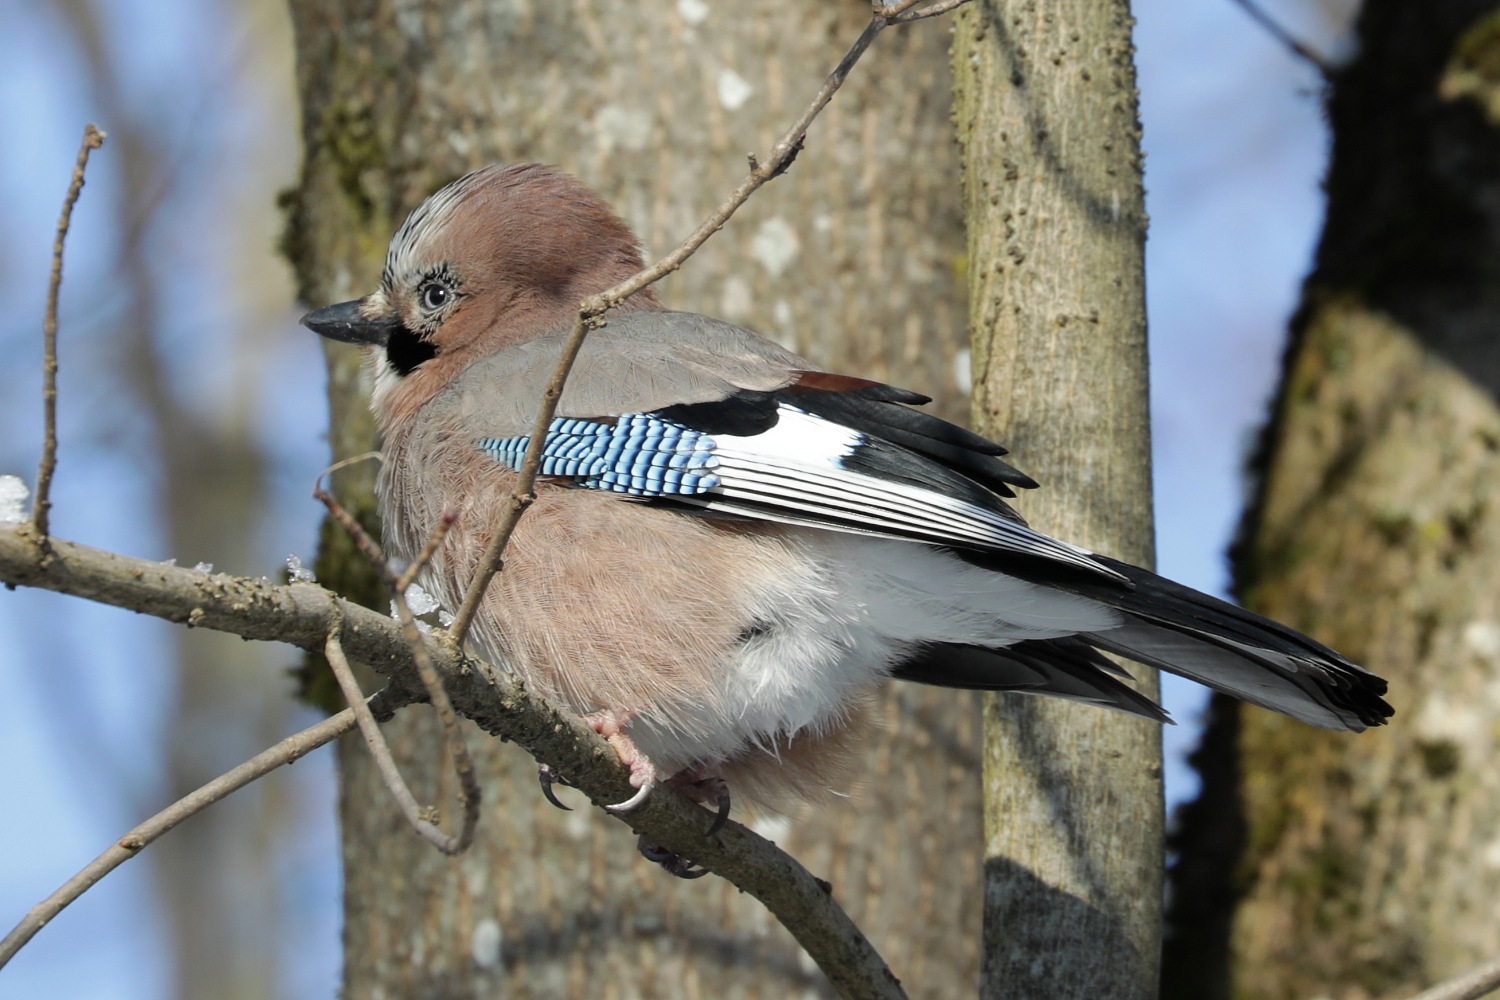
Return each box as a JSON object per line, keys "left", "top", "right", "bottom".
{"left": 686, "top": 407, "right": 1121, "bottom": 581}
{"left": 476, "top": 402, "right": 1122, "bottom": 582}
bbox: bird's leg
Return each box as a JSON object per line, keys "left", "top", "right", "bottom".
{"left": 582, "top": 708, "right": 657, "bottom": 813}
{"left": 579, "top": 712, "right": 721, "bottom": 878}
{"left": 667, "top": 769, "right": 732, "bottom": 838}
{"left": 631, "top": 769, "right": 730, "bottom": 879}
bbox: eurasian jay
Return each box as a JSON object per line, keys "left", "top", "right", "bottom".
{"left": 303, "top": 163, "right": 1390, "bottom": 840}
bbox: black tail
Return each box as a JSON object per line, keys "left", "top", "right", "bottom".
{"left": 1070, "top": 557, "right": 1391, "bottom": 732}
{"left": 908, "top": 554, "right": 1393, "bottom": 733}
{"left": 893, "top": 636, "right": 1171, "bottom": 723}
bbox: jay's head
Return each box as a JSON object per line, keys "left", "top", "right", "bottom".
{"left": 302, "top": 164, "right": 654, "bottom": 411}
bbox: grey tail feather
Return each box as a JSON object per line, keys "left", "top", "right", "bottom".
{"left": 903, "top": 553, "right": 1392, "bottom": 733}
{"left": 892, "top": 637, "right": 1172, "bottom": 724}
{"left": 1068, "top": 557, "right": 1392, "bottom": 732}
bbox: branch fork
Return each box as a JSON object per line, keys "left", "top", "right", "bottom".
{"left": 315, "top": 477, "right": 480, "bottom": 856}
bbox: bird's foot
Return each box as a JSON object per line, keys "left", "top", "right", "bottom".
{"left": 583, "top": 708, "right": 657, "bottom": 813}
{"left": 667, "top": 770, "right": 732, "bottom": 837}
{"left": 636, "top": 835, "right": 711, "bottom": 879}
{"left": 537, "top": 763, "right": 573, "bottom": 811}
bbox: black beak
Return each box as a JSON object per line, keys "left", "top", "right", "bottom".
{"left": 300, "top": 298, "right": 404, "bottom": 347}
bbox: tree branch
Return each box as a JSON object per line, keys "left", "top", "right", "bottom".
{"left": 1227, "top": 0, "right": 1334, "bottom": 77}
{"left": 4, "top": 8, "right": 986, "bottom": 995}
{"left": 0, "top": 524, "right": 906, "bottom": 1000}
{"left": 33, "top": 123, "right": 106, "bottom": 539}
{"left": 875, "top": 0, "right": 971, "bottom": 22}
{"left": 1405, "top": 954, "right": 1500, "bottom": 1000}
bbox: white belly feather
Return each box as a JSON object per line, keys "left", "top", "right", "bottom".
{"left": 625, "top": 529, "right": 1121, "bottom": 774}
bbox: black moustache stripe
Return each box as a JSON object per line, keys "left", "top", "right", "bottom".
{"left": 387, "top": 325, "right": 437, "bottom": 375}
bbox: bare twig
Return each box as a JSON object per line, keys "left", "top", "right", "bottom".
{"left": 1405, "top": 954, "right": 1500, "bottom": 1000}
{"left": 0, "top": 525, "right": 907, "bottom": 999}
{"left": 446, "top": 5, "right": 962, "bottom": 647}
{"left": 33, "top": 123, "right": 106, "bottom": 539}
{"left": 872, "top": 0, "right": 925, "bottom": 14}
{"left": 324, "top": 617, "right": 469, "bottom": 853}
{"left": 1228, "top": 0, "right": 1334, "bottom": 76}
{"left": 313, "top": 484, "right": 390, "bottom": 574}
{"left": 872, "top": 0, "right": 970, "bottom": 21}
{"left": 386, "top": 563, "right": 482, "bottom": 854}
{"left": 398, "top": 516, "right": 452, "bottom": 593}
{"left": 320, "top": 449, "right": 384, "bottom": 482}
{"left": 315, "top": 483, "right": 481, "bottom": 854}
{"left": 890, "top": 0, "right": 973, "bottom": 21}
{"left": 0, "top": 701, "right": 409, "bottom": 970}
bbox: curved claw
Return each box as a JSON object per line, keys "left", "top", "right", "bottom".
{"left": 704, "top": 785, "right": 731, "bottom": 838}
{"left": 670, "top": 860, "right": 713, "bottom": 879}
{"left": 637, "top": 835, "right": 674, "bottom": 864}
{"left": 604, "top": 780, "right": 654, "bottom": 814}
{"left": 538, "top": 764, "right": 572, "bottom": 811}
{"left": 637, "top": 836, "right": 711, "bottom": 879}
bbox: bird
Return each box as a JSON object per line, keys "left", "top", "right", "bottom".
{"left": 302, "top": 163, "right": 1390, "bottom": 868}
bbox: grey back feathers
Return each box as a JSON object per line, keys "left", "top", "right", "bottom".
{"left": 440, "top": 310, "right": 808, "bottom": 437}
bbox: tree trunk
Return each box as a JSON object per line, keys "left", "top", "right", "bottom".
{"left": 951, "top": 2, "right": 1163, "bottom": 998}
{"left": 282, "top": 2, "right": 980, "bottom": 995}
{"left": 1177, "top": 3, "right": 1500, "bottom": 998}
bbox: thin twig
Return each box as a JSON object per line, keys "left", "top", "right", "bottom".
{"left": 321, "top": 450, "right": 384, "bottom": 482}
{"left": 315, "top": 484, "right": 480, "bottom": 853}
{"left": 1405, "top": 954, "right": 1500, "bottom": 1000}
{"left": 388, "top": 572, "right": 482, "bottom": 852}
{"left": 1228, "top": 0, "right": 1334, "bottom": 76}
{"left": 873, "top": 0, "right": 926, "bottom": 15}
{"left": 324, "top": 617, "right": 469, "bottom": 853}
{"left": 872, "top": 0, "right": 969, "bottom": 22}
{"left": 0, "top": 703, "right": 392, "bottom": 970}
{"left": 33, "top": 123, "right": 106, "bottom": 539}
{"left": 398, "top": 517, "right": 453, "bottom": 593}
{"left": 314, "top": 485, "right": 391, "bottom": 577}
{"left": 891, "top": 0, "right": 973, "bottom": 22}
{"left": 446, "top": 8, "right": 923, "bottom": 648}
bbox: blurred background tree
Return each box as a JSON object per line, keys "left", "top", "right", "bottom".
{"left": 1165, "top": 3, "right": 1500, "bottom": 999}
{"left": 0, "top": 0, "right": 1362, "bottom": 996}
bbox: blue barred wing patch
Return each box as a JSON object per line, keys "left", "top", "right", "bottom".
{"left": 478, "top": 415, "right": 721, "bottom": 495}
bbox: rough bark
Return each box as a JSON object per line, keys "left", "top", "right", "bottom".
{"left": 281, "top": 2, "right": 978, "bottom": 996}
{"left": 1179, "top": 3, "right": 1500, "bottom": 998}
{"left": 951, "top": 1, "right": 1163, "bottom": 998}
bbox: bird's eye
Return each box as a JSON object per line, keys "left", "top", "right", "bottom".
{"left": 421, "top": 284, "right": 449, "bottom": 310}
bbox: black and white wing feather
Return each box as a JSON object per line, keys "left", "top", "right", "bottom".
{"left": 479, "top": 380, "right": 1124, "bottom": 583}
